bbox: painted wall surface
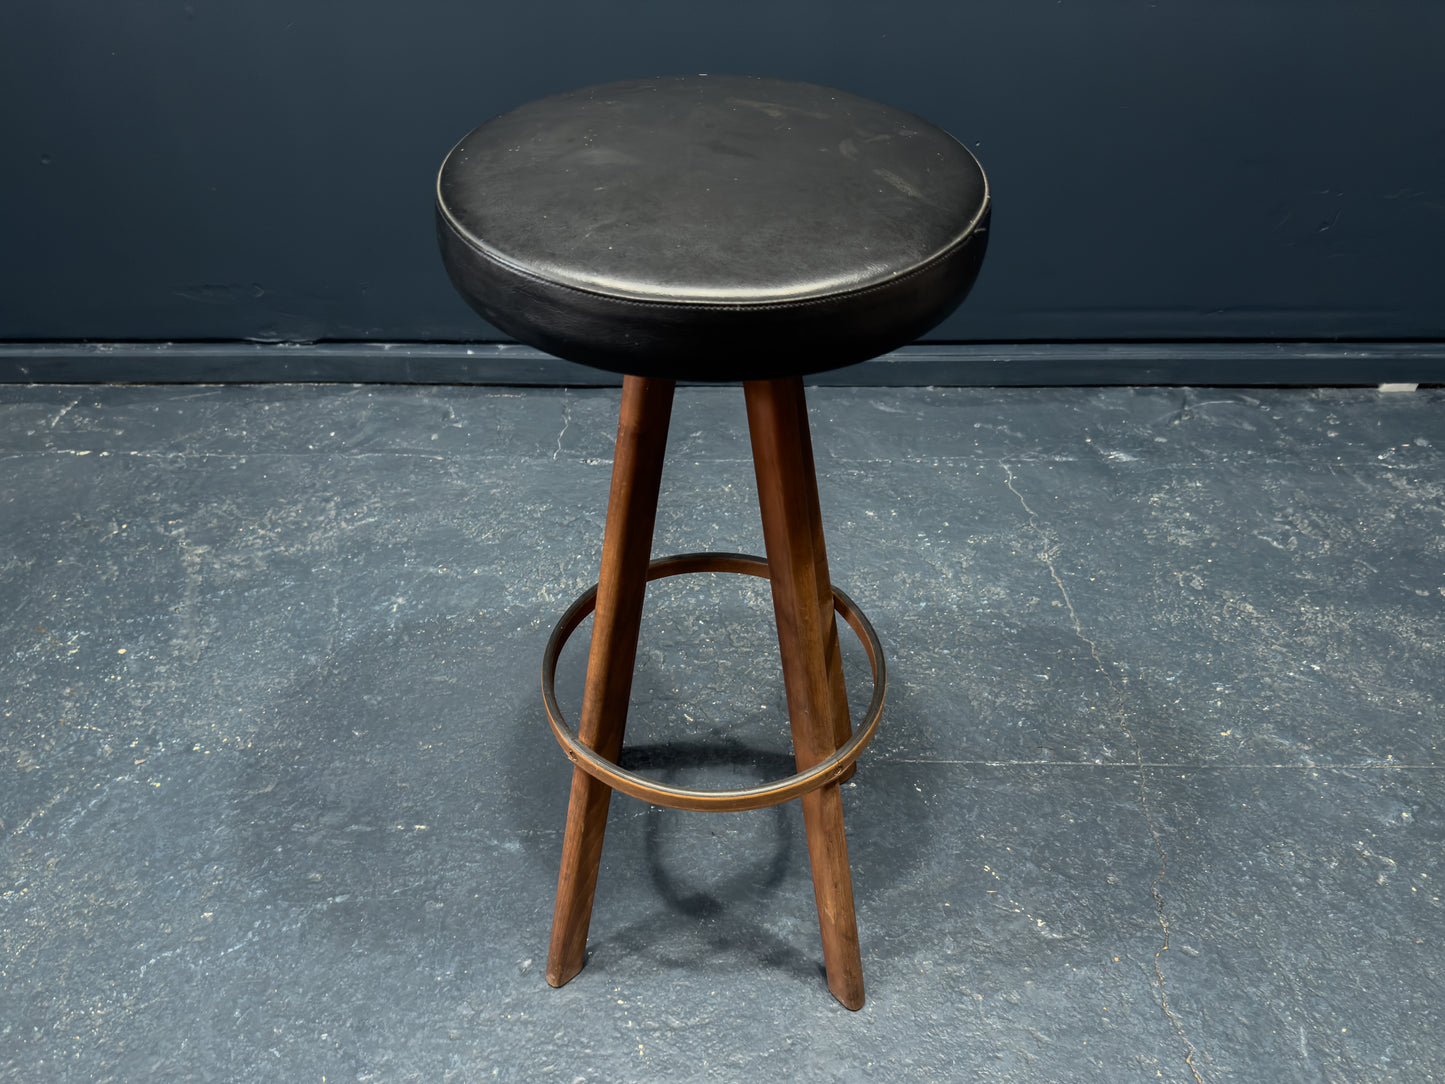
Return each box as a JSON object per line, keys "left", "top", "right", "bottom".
{"left": 2, "top": 1, "right": 1442, "bottom": 347}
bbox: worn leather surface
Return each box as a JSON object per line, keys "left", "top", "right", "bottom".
{"left": 437, "top": 76, "right": 989, "bottom": 380}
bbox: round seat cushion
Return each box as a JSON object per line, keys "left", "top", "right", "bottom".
{"left": 437, "top": 76, "right": 989, "bottom": 381}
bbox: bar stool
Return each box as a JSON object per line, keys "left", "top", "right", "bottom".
{"left": 436, "top": 75, "right": 989, "bottom": 1009}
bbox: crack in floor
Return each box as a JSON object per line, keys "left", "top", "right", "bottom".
{"left": 1003, "top": 462, "right": 1205, "bottom": 1084}
{"left": 553, "top": 391, "right": 571, "bottom": 461}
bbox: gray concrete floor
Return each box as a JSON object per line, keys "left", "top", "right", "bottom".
{"left": 1, "top": 383, "right": 1441, "bottom": 1082}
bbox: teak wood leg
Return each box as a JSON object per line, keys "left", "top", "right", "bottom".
{"left": 546, "top": 375, "right": 675, "bottom": 988}
{"left": 546, "top": 375, "right": 864, "bottom": 1009}
{"left": 745, "top": 377, "right": 866, "bottom": 1011}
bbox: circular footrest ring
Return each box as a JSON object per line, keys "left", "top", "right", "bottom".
{"left": 541, "top": 552, "right": 886, "bottom": 812}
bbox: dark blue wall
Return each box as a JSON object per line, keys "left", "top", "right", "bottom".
{"left": 3, "top": 1, "right": 1443, "bottom": 351}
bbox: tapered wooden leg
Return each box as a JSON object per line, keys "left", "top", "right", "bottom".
{"left": 546, "top": 375, "right": 675, "bottom": 988}
{"left": 744, "top": 377, "right": 865, "bottom": 1011}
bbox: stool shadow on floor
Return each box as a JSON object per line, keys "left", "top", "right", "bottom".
{"left": 621, "top": 738, "right": 799, "bottom": 904}
{"left": 589, "top": 735, "right": 826, "bottom": 985}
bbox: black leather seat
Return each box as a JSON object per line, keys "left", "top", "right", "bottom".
{"left": 437, "top": 75, "right": 989, "bottom": 380}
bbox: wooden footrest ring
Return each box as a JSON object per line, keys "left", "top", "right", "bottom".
{"left": 541, "top": 552, "right": 886, "bottom": 813}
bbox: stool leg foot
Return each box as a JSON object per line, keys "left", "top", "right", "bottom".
{"left": 546, "top": 375, "right": 675, "bottom": 988}
{"left": 745, "top": 377, "right": 865, "bottom": 1011}
{"left": 800, "top": 786, "right": 866, "bottom": 1010}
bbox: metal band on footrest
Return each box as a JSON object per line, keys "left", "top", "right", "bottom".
{"left": 541, "top": 552, "right": 886, "bottom": 812}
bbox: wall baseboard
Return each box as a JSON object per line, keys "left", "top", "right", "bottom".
{"left": 1, "top": 340, "right": 1442, "bottom": 387}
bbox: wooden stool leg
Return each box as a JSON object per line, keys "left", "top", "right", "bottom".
{"left": 744, "top": 377, "right": 865, "bottom": 1011}
{"left": 546, "top": 375, "right": 675, "bottom": 988}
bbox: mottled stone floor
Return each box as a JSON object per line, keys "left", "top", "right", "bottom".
{"left": 1, "top": 383, "right": 1441, "bottom": 1082}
